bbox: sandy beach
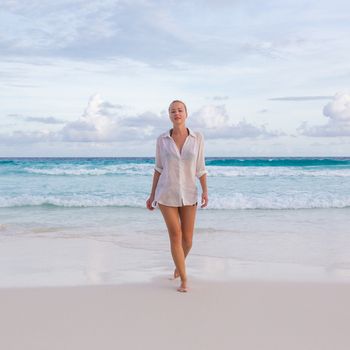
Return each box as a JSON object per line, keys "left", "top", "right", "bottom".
{"left": 1, "top": 278, "right": 349, "bottom": 350}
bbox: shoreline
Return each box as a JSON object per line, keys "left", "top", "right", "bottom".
{"left": 1, "top": 206, "right": 350, "bottom": 287}
{"left": 1, "top": 278, "right": 350, "bottom": 350}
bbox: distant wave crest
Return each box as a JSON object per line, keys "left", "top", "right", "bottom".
{"left": 23, "top": 164, "right": 152, "bottom": 176}
{"left": 20, "top": 165, "right": 350, "bottom": 177}
{"left": 206, "top": 157, "right": 350, "bottom": 167}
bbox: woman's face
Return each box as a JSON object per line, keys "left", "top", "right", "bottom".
{"left": 169, "top": 102, "right": 187, "bottom": 126}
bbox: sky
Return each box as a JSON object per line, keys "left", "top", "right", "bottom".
{"left": 1, "top": 0, "right": 350, "bottom": 157}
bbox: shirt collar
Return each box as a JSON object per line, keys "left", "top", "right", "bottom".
{"left": 162, "top": 127, "right": 196, "bottom": 138}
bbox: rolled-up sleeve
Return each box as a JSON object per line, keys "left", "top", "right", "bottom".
{"left": 196, "top": 133, "right": 208, "bottom": 178}
{"left": 154, "top": 137, "right": 163, "bottom": 174}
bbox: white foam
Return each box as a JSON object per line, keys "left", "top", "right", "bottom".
{"left": 208, "top": 166, "right": 350, "bottom": 177}
{"left": 23, "top": 165, "right": 350, "bottom": 177}
{"left": 23, "top": 164, "right": 153, "bottom": 176}
{"left": 207, "top": 193, "right": 350, "bottom": 209}
{"left": 1, "top": 193, "right": 349, "bottom": 209}
{"left": 0, "top": 195, "right": 141, "bottom": 208}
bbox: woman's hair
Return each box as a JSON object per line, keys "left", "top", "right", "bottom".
{"left": 168, "top": 100, "right": 187, "bottom": 116}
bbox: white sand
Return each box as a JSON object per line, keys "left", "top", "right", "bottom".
{"left": 1, "top": 278, "right": 349, "bottom": 350}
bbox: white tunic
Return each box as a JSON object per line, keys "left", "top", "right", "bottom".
{"left": 152, "top": 127, "right": 207, "bottom": 207}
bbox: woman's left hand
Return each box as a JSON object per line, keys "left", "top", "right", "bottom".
{"left": 201, "top": 192, "right": 208, "bottom": 208}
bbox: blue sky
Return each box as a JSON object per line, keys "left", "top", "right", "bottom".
{"left": 1, "top": 0, "right": 350, "bottom": 156}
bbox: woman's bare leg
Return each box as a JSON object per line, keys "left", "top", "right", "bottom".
{"left": 173, "top": 203, "right": 197, "bottom": 280}
{"left": 158, "top": 204, "right": 187, "bottom": 291}
{"left": 180, "top": 203, "right": 197, "bottom": 256}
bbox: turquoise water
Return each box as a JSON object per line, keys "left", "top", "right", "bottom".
{"left": 1, "top": 157, "right": 350, "bottom": 209}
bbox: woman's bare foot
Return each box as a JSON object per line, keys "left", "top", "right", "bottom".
{"left": 169, "top": 268, "right": 180, "bottom": 280}
{"left": 177, "top": 280, "right": 188, "bottom": 293}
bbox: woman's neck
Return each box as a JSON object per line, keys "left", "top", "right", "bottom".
{"left": 171, "top": 125, "right": 188, "bottom": 136}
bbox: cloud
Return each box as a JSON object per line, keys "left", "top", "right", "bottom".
{"left": 60, "top": 94, "right": 123, "bottom": 142}
{"left": 269, "top": 96, "right": 333, "bottom": 101}
{"left": 0, "top": 0, "right": 118, "bottom": 55}
{"left": 189, "top": 105, "right": 283, "bottom": 139}
{"left": 323, "top": 92, "right": 350, "bottom": 122}
{"left": 0, "top": 130, "right": 59, "bottom": 144}
{"left": 0, "top": 94, "right": 165, "bottom": 144}
{"left": 60, "top": 94, "right": 168, "bottom": 142}
{"left": 24, "top": 116, "right": 66, "bottom": 124}
{"left": 7, "top": 113, "right": 66, "bottom": 124}
{"left": 60, "top": 97, "right": 283, "bottom": 142}
{"left": 298, "top": 92, "right": 350, "bottom": 136}
{"left": 2, "top": 0, "right": 340, "bottom": 69}
{"left": 0, "top": 94, "right": 283, "bottom": 145}
{"left": 211, "top": 96, "right": 229, "bottom": 101}
{"left": 0, "top": 1, "right": 197, "bottom": 65}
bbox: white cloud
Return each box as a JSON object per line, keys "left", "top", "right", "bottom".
{"left": 61, "top": 94, "right": 128, "bottom": 142}
{"left": 0, "top": 0, "right": 119, "bottom": 53}
{"left": 190, "top": 105, "right": 282, "bottom": 139}
{"left": 59, "top": 94, "right": 170, "bottom": 142}
{"left": 61, "top": 97, "right": 282, "bottom": 142}
{"left": 298, "top": 92, "right": 350, "bottom": 137}
{"left": 0, "top": 130, "right": 59, "bottom": 144}
{"left": 323, "top": 92, "right": 350, "bottom": 122}
{"left": 212, "top": 96, "right": 229, "bottom": 101}
{"left": 269, "top": 96, "right": 332, "bottom": 101}
{"left": 0, "top": 95, "right": 283, "bottom": 145}
{"left": 21, "top": 116, "right": 66, "bottom": 124}
{"left": 191, "top": 105, "right": 229, "bottom": 129}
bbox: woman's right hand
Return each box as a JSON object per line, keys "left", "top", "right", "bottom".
{"left": 146, "top": 196, "right": 155, "bottom": 211}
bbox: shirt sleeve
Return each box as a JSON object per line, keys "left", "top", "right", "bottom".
{"left": 154, "top": 137, "right": 163, "bottom": 174}
{"left": 196, "top": 132, "right": 208, "bottom": 178}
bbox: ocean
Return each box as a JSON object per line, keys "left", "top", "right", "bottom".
{"left": 1, "top": 157, "right": 350, "bottom": 287}
{"left": 1, "top": 157, "right": 350, "bottom": 209}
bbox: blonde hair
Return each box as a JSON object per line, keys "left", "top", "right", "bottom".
{"left": 168, "top": 100, "right": 188, "bottom": 116}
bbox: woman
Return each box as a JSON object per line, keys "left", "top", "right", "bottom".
{"left": 146, "top": 100, "right": 208, "bottom": 293}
